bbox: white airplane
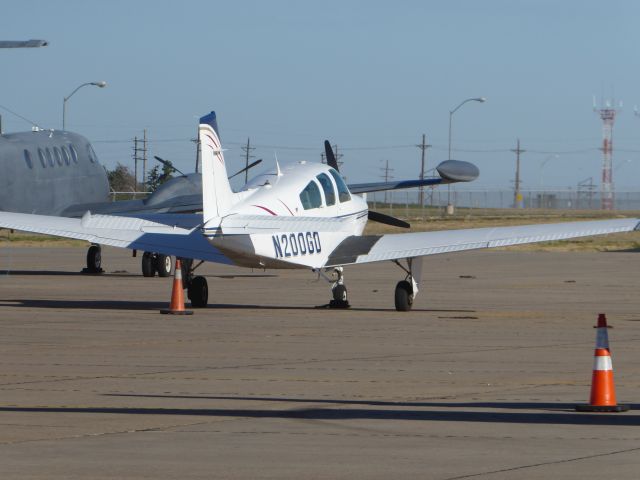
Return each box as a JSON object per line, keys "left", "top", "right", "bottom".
{"left": 0, "top": 113, "right": 638, "bottom": 311}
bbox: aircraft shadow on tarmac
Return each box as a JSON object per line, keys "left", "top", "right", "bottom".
{"left": 0, "top": 298, "right": 474, "bottom": 313}
{"left": 1, "top": 397, "right": 639, "bottom": 426}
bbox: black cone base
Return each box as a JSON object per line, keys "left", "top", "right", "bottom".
{"left": 575, "top": 404, "right": 630, "bottom": 412}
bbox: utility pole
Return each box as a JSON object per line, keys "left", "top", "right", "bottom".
{"left": 511, "top": 139, "right": 525, "bottom": 208}
{"left": 142, "top": 129, "right": 147, "bottom": 188}
{"left": 240, "top": 137, "right": 255, "bottom": 184}
{"left": 132, "top": 132, "right": 147, "bottom": 192}
{"left": 380, "top": 160, "right": 394, "bottom": 204}
{"left": 416, "top": 133, "right": 431, "bottom": 207}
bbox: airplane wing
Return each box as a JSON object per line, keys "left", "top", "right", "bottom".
{"left": 324, "top": 219, "right": 640, "bottom": 266}
{"left": 348, "top": 160, "right": 479, "bottom": 194}
{"left": 0, "top": 211, "right": 232, "bottom": 265}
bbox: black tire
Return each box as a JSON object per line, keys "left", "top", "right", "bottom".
{"left": 86, "top": 245, "right": 102, "bottom": 273}
{"left": 188, "top": 276, "right": 208, "bottom": 308}
{"left": 141, "top": 252, "right": 155, "bottom": 277}
{"left": 332, "top": 284, "right": 347, "bottom": 302}
{"left": 155, "top": 254, "right": 173, "bottom": 277}
{"left": 394, "top": 280, "right": 413, "bottom": 312}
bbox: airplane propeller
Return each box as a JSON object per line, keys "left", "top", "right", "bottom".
{"left": 324, "top": 140, "right": 410, "bottom": 229}
{"left": 228, "top": 159, "right": 263, "bottom": 181}
{"left": 154, "top": 156, "right": 185, "bottom": 176}
{"left": 367, "top": 210, "right": 410, "bottom": 229}
{"left": 324, "top": 140, "right": 340, "bottom": 171}
{"left": 155, "top": 155, "right": 263, "bottom": 181}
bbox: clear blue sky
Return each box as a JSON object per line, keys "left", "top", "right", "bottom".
{"left": 2, "top": 0, "right": 640, "bottom": 190}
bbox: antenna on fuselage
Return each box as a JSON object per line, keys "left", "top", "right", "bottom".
{"left": 274, "top": 152, "right": 283, "bottom": 177}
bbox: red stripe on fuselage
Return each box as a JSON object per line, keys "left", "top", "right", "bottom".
{"left": 278, "top": 199, "right": 294, "bottom": 216}
{"left": 253, "top": 205, "right": 277, "bottom": 216}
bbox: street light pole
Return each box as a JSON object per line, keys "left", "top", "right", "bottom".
{"left": 446, "top": 97, "right": 486, "bottom": 214}
{"left": 62, "top": 81, "right": 107, "bottom": 130}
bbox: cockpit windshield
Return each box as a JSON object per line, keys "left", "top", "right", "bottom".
{"left": 329, "top": 168, "right": 351, "bottom": 202}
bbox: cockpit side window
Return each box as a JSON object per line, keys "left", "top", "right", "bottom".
{"left": 68, "top": 144, "right": 79, "bottom": 163}
{"left": 61, "top": 146, "right": 71, "bottom": 165}
{"left": 37, "top": 148, "right": 46, "bottom": 168}
{"left": 87, "top": 144, "right": 97, "bottom": 163}
{"left": 23, "top": 150, "right": 33, "bottom": 169}
{"left": 299, "top": 180, "right": 322, "bottom": 210}
{"left": 45, "top": 148, "right": 54, "bottom": 167}
{"left": 53, "top": 147, "right": 63, "bottom": 166}
{"left": 316, "top": 173, "right": 336, "bottom": 206}
{"left": 329, "top": 168, "right": 351, "bottom": 202}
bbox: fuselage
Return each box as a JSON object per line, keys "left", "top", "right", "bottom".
{"left": 206, "top": 161, "right": 368, "bottom": 269}
{"left": 0, "top": 129, "right": 110, "bottom": 215}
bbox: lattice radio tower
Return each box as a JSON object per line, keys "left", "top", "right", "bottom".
{"left": 593, "top": 97, "right": 620, "bottom": 210}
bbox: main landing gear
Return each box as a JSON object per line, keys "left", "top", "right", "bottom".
{"left": 323, "top": 257, "right": 422, "bottom": 311}
{"left": 180, "top": 257, "right": 209, "bottom": 308}
{"left": 82, "top": 244, "right": 103, "bottom": 274}
{"left": 392, "top": 257, "right": 422, "bottom": 312}
{"left": 141, "top": 252, "right": 173, "bottom": 277}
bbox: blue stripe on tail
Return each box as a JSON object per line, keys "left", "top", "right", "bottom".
{"left": 199, "top": 111, "right": 220, "bottom": 138}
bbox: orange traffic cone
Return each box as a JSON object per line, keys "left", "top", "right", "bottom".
{"left": 160, "top": 258, "right": 193, "bottom": 315}
{"left": 575, "top": 314, "right": 628, "bottom": 412}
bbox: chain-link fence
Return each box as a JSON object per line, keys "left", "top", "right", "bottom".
{"left": 367, "top": 188, "right": 640, "bottom": 211}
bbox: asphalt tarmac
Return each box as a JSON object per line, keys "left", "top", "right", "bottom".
{"left": 0, "top": 246, "right": 639, "bottom": 479}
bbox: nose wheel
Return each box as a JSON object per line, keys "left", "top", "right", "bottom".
{"left": 329, "top": 267, "right": 350, "bottom": 309}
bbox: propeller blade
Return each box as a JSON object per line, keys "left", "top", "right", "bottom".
{"left": 153, "top": 155, "right": 185, "bottom": 176}
{"left": 368, "top": 210, "right": 410, "bottom": 229}
{"left": 228, "top": 158, "right": 263, "bottom": 180}
{"left": 324, "top": 140, "right": 339, "bottom": 171}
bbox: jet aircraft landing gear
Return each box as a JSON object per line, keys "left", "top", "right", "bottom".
{"left": 141, "top": 252, "right": 173, "bottom": 277}
{"left": 82, "top": 244, "right": 103, "bottom": 274}
{"left": 392, "top": 257, "right": 423, "bottom": 312}
{"left": 329, "top": 266, "right": 350, "bottom": 309}
{"left": 181, "top": 258, "right": 208, "bottom": 308}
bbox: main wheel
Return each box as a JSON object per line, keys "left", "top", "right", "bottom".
{"left": 86, "top": 245, "right": 102, "bottom": 273}
{"left": 155, "top": 254, "right": 173, "bottom": 277}
{"left": 394, "top": 280, "right": 413, "bottom": 312}
{"left": 141, "top": 252, "right": 155, "bottom": 277}
{"left": 188, "top": 276, "right": 208, "bottom": 308}
{"left": 332, "top": 284, "right": 347, "bottom": 302}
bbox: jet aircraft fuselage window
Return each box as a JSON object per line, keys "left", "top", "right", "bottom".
{"left": 53, "top": 147, "right": 63, "bottom": 166}
{"left": 23, "top": 149, "right": 33, "bottom": 169}
{"left": 61, "top": 146, "right": 71, "bottom": 166}
{"left": 45, "top": 148, "right": 54, "bottom": 167}
{"left": 299, "top": 180, "right": 322, "bottom": 210}
{"left": 87, "top": 144, "right": 97, "bottom": 163}
{"left": 329, "top": 168, "right": 351, "bottom": 202}
{"left": 68, "top": 144, "right": 78, "bottom": 164}
{"left": 37, "top": 148, "right": 46, "bottom": 168}
{"left": 316, "top": 173, "right": 336, "bottom": 206}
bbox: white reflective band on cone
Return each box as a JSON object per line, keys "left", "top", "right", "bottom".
{"left": 593, "top": 355, "right": 613, "bottom": 371}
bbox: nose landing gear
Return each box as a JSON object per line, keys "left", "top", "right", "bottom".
{"left": 329, "top": 266, "right": 350, "bottom": 309}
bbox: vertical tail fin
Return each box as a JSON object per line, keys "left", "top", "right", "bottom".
{"left": 200, "top": 111, "right": 234, "bottom": 222}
